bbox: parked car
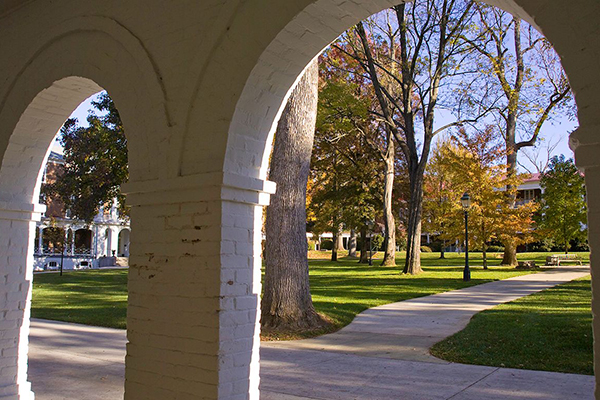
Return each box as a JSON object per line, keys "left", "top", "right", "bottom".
{"left": 45, "top": 261, "right": 60, "bottom": 271}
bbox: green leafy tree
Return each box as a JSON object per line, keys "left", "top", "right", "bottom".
{"left": 333, "top": 0, "right": 480, "bottom": 273}
{"left": 537, "top": 155, "right": 587, "bottom": 253}
{"left": 312, "top": 49, "right": 384, "bottom": 263}
{"left": 459, "top": 5, "right": 574, "bottom": 264}
{"left": 43, "top": 93, "right": 128, "bottom": 223}
{"left": 422, "top": 137, "right": 459, "bottom": 260}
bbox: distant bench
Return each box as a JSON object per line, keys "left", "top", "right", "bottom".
{"left": 545, "top": 254, "right": 583, "bottom": 266}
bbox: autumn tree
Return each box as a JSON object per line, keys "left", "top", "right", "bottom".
{"left": 460, "top": 5, "right": 574, "bottom": 265}
{"left": 262, "top": 60, "right": 328, "bottom": 333}
{"left": 428, "top": 128, "right": 537, "bottom": 268}
{"left": 422, "top": 137, "right": 459, "bottom": 259}
{"left": 310, "top": 52, "right": 384, "bottom": 263}
{"left": 43, "top": 93, "right": 128, "bottom": 223}
{"left": 336, "top": 0, "right": 478, "bottom": 273}
{"left": 537, "top": 155, "right": 587, "bottom": 254}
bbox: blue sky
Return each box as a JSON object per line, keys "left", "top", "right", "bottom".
{"left": 50, "top": 90, "right": 576, "bottom": 173}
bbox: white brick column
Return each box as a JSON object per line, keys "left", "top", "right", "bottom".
{"left": 69, "top": 229, "right": 75, "bottom": 256}
{"left": 572, "top": 128, "right": 600, "bottom": 396}
{"left": 36, "top": 228, "right": 42, "bottom": 255}
{"left": 0, "top": 201, "right": 45, "bottom": 400}
{"left": 122, "top": 172, "right": 274, "bottom": 400}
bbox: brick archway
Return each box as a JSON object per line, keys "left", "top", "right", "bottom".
{"left": 223, "top": 1, "right": 600, "bottom": 398}
{"left": 0, "top": 1, "right": 599, "bottom": 399}
{"left": 0, "top": 13, "right": 173, "bottom": 398}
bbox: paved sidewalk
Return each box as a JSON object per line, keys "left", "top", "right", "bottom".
{"left": 28, "top": 266, "right": 593, "bottom": 399}
{"left": 263, "top": 266, "right": 591, "bottom": 363}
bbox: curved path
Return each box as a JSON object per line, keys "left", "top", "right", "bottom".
{"left": 29, "top": 266, "right": 593, "bottom": 399}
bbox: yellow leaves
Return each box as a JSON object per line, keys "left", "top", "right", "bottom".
{"left": 425, "top": 130, "right": 536, "bottom": 248}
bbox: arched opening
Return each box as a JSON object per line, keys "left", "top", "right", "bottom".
{"left": 66, "top": 228, "right": 74, "bottom": 254}
{"left": 41, "top": 227, "right": 65, "bottom": 255}
{"left": 0, "top": 8, "right": 176, "bottom": 398}
{"left": 0, "top": 2, "right": 597, "bottom": 399}
{"left": 224, "top": 0, "right": 593, "bottom": 398}
{"left": 117, "top": 229, "right": 130, "bottom": 257}
{"left": 73, "top": 228, "right": 92, "bottom": 255}
{"left": 0, "top": 75, "right": 105, "bottom": 397}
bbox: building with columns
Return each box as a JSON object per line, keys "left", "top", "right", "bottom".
{"left": 34, "top": 151, "right": 130, "bottom": 271}
{"left": 34, "top": 151, "right": 130, "bottom": 270}
{"left": 0, "top": 1, "right": 599, "bottom": 399}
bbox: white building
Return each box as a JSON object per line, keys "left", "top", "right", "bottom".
{"left": 33, "top": 151, "right": 130, "bottom": 270}
{"left": 516, "top": 172, "right": 543, "bottom": 205}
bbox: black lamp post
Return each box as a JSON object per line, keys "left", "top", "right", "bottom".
{"left": 365, "top": 219, "right": 374, "bottom": 266}
{"left": 460, "top": 193, "right": 472, "bottom": 281}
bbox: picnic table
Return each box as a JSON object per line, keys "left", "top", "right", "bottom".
{"left": 545, "top": 254, "right": 583, "bottom": 266}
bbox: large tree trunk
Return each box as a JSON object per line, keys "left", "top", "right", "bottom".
{"left": 482, "top": 221, "right": 488, "bottom": 270}
{"left": 482, "top": 245, "right": 488, "bottom": 270}
{"left": 262, "top": 60, "right": 326, "bottom": 332}
{"left": 381, "top": 144, "right": 396, "bottom": 266}
{"left": 404, "top": 172, "right": 424, "bottom": 274}
{"left": 501, "top": 243, "right": 518, "bottom": 266}
{"left": 335, "top": 223, "right": 345, "bottom": 251}
{"left": 359, "top": 226, "right": 369, "bottom": 263}
{"left": 331, "top": 226, "right": 339, "bottom": 262}
{"left": 501, "top": 115, "right": 519, "bottom": 266}
{"left": 348, "top": 229, "right": 357, "bottom": 257}
{"left": 499, "top": 19, "right": 523, "bottom": 267}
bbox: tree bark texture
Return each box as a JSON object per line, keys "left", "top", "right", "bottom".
{"left": 501, "top": 116, "right": 519, "bottom": 266}
{"left": 482, "top": 221, "right": 488, "bottom": 269}
{"left": 381, "top": 144, "right": 397, "bottom": 266}
{"left": 262, "top": 60, "right": 326, "bottom": 332}
{"left": 359, "top": 226, "right": 369, "bottom": 263}
{"left": 348, "top": 229, "right": 357, "bottom": 258}
{"left": 403, "top": 168, "right": 424, "bottom": 274}
{"left": 331, "top": 227, "right": 338, "bottom": 262}
{"left": 501, "top": 242, "right": 518, "bottom": 266}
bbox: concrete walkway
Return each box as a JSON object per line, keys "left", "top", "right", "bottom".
{"left": 28, "top": 266, "right": 593, "bottom": 399}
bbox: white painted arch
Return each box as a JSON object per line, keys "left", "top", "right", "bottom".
{"left": 0, "top": 13, "right": 177, "bottom": 399}
{"left": 0, "top": 1, "right": 599, "bottom": 399}
{"left": 223, "top": 0, "right": 600, "bottom": 398}
{"left": 224, "top": 0, "right": 587, "bottom": 181}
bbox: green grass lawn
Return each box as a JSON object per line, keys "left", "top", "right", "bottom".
{"left": 32, "top": 251, "right": 555, "bottom": 333}
{"left": 430, "top": 276, "right": 592, "bottom": 375}
{"left": 304, "top": 252, "right": 552, "bottom": 337}
{"left": 32, "top": 270, "right": 128, "bottom": 329}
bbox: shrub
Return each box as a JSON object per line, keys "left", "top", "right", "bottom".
{"left": 371, "top": 234, "right": 385, "bottom": 251}
{"left": 420, "top": 245, "right": 432, "bottom": 253}
{"left": 429, "top": 240, "right": 442, "bottom": 252}
{"left": 486, "top": 245, "right": 505, "bottom": 252}
{"left": 570, "top": 238, "right": 589, "bottom": 252}
{"left": 307, "top": 241, "right": 316, "bottom": 251}
{"left": 529, "top": 238, "right": 555, "bottom": 252}
{"left": 320, "top": 239, "right": 333, "bottom": 250}
{"left": 397, "top": 240, "right": 407, "bottom": 251}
